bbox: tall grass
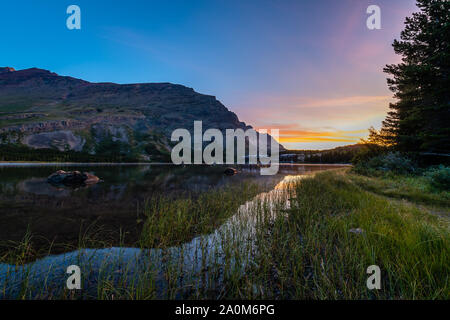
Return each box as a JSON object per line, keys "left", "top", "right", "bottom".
{"left": 139, "top": 182, "right": 262, "bottom": 248}
{"left": 347, "top": 171, "right": 450, "bottom": 207}
{"left": 246, "top": 170, "right": 449, "bottom": 299}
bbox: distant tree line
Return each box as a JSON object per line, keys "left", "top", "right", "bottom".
{"left": 0, "top": 144, "right": 141, "bottom": 163}
{"left": 306, "top": 150, "right": 357, "bottom": 164}
{"left": 280, "top": 147, "right": 361, "bottom": 164}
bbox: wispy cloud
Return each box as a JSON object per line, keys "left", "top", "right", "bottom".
{"left": 238, "top": 94, "right": 391, "bottom": 127}
{"left": 243, "top": 94, "right": 392, "bottom": 148}
{"left": 280, "top": 136, "right": 360, "bottom": 143}
{"left": 256, "top": 126, "right": 367, "bottom": 144}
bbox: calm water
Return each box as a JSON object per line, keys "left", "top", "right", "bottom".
{"left": 0, "top": 163, "right": 348, "bottom": 298}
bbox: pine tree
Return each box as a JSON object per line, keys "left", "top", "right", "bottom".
{"left": 381, "top": 0, "right": 450, "bottom": 154}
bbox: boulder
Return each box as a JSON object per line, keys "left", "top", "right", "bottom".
{"left": 224, "top": 167, "right": 238, "bottom": 176}
{"left": 84, "top": 172, "right": 100, "bottom": 184}
{"left": 47, "top": 170, "right": 100, "bottom": 186}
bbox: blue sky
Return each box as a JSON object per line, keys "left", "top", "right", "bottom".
{"left": 1, "top": 0, "right": 419, "bottom": 149}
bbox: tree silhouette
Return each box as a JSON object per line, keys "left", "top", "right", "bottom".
{"left": 378, "top": 0, "right": 449, "bottom": 154}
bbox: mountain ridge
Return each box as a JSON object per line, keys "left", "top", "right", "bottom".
{"left": 0, "top": 67, "right": 283, "bottom": 161}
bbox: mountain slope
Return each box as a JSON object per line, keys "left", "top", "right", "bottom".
{"left": 0, "top": 67, "right": 281, "bottom": 161}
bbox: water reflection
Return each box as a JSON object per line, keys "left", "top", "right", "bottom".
{"left": 0, "top": 164, "right": 342, "bottom": 251}
{"left": 0, "top": 164, "right": 348, "bottom": 298}
{"left": 0, "top": 173, "right": 299, "bottom": 298}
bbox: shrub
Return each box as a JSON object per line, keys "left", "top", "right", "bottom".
{"left": 353, "top": 151, "right": 417, "bottom": 175}
{"left": 425, "top": 165, "right": 450, "bottom": 191}
{"left": 351, "top": 144, "right": 386, "bottom": 166}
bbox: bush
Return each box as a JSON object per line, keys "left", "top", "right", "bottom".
{"left": 351, "top": 144, "right": 386, "bottom": 165}
{"left": 353, "top": 151, "right": 417, "bottom": 175}
{"left": 425, "top": 165, "right": 450, "bottom": 191}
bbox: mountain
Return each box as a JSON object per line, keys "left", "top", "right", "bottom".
{"left": 0, "top": 67, "right": 283, "bottom": 161}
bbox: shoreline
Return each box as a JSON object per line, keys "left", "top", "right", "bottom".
{"left": 0, "top": 162, "right": 352, "bottom": 167}
{"left": 1, "top": 169, "right": 447, "bottom": 299}
{"left": 0, "top": 162, "right": 169, "bottom": 167}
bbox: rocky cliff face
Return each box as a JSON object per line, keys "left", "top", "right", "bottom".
{"left": 0, "top": 67, "right": 283, "bottom": 161}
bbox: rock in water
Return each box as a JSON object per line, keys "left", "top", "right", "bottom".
{"left": 47, "top": 170, "right": 100, "bottom": 186}
{"left": 224, "top": 168, "right": 237, "bottom": 176}
{"left": 84, "top": 172, "right": 100, "bottom": 184}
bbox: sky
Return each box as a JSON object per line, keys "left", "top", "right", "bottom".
{"left": 0, "top": 0, "right": 419, "bottom": 149}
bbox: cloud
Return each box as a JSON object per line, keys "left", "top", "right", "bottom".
{"left": 280, "top": 136, "right": 359, "bottom": 143}
{"left": 255, "top": 126, "right": 367, "bottom": 144}
{"left": 237, "top": 94, "right": 392, "bottom": 127}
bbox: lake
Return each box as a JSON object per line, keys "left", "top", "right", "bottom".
{"left": 0, "top": 163, "right": 348, "bottom": 298}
